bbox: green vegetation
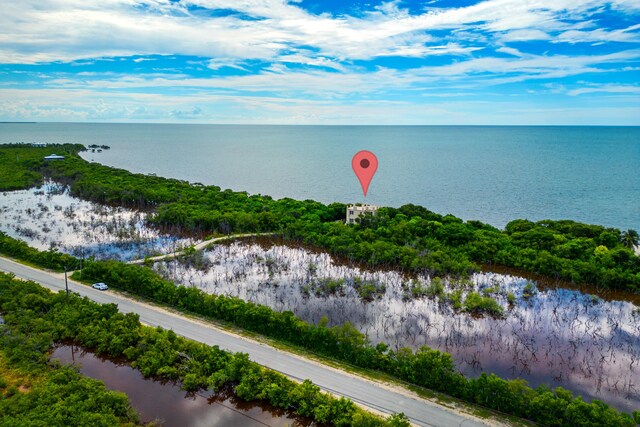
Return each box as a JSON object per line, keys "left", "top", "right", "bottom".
{"left": 621, "top": 229, "right": 639, "bottom": 249}
{"left": 403, "top": 279, "right": 441, "bottom": 300}
{"left": 1, "top": 143, "right": 639, "bottom": 425}
{"left": 303, "top": 278, "right": 346, "bottom": 297}
{"left": 0, "top": 273, "right": 408, "bottom": 427}
{"left": 523, "top": 282, "right": 537, "bottom": 299}
{"left": 0, "top": 365, "right": 138, "bottom": 427}
{"left": 481, "top": 285, "right": 499, "bottom": 296}
{"left": 401, "top": 278, "right": 503, "bottom": 317}
{"left": 445, "top": 289, "right": 464, "bottom": 310}
{"left": 0, "top": 281, "right": 139, "bottom": 426}
{"left": 74, "top": 260, "right": 637, "bottom": 426}
{"left": 463, "top": 292, "right": 504, "bottom": 317}
{"left": 0, "top": 143, "right": 83, "bottom": 191}
{"left": 0, "top": 231, "right": 80, "bottom": 272}
{"left": 353, "top": 277, "right": 386, "bottom": 301}
{"left": 2, "top": 143, "right": 639, "bottom": 293}
{"left": 177, "top": 244, "right": 211, "bottom": 270}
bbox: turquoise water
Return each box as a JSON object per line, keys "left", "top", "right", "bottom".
{"left": 1, "top": 123, "right": 638, "bottom": 230}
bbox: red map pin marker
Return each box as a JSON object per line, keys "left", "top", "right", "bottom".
{"left": 352, "top": 150, "right": 378, "bottom": 197}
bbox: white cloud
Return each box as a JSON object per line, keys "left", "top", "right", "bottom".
{"left": 499, "top": 29, "right": 552, "bottom": 42}
{"left": 24, "top": 48, "right": 637, "bottom": 101}
{"left": 277, "top": 53, "right": 346, "bottom": 71}
{"left": 555, "top": 24, "right": 640, "bottom": 44}
{"left": 408, "top": 49, "right": 640, "bottom": 83}
{"left": 1, "top": 0, "right": 638, "bottom": 64}
{"left": 207, "top": 58, "right": 247, "bottom": 70}
{"left": 1, "top": 0, "right": 639, "bottom": 124}
{"left": 567, "top": 84, "right": 640, "bottom": 95}
{"left": 2, "top": 86, "right": 639, "bottom": 125}
{"left": 496, "top": 46, "right": 524, "bottom": 57}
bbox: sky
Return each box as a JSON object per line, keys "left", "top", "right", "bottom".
{"left": 0, "top": 0, "right": 639, "bottom": 125}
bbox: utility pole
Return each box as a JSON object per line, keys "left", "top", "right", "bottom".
{"left": 80, "top": 248, "right": 84, "bottom": 280}
{"left": 64, "top": 266, "right": 69, "bottom": 302}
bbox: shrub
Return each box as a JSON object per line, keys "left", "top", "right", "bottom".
{"left": 463, "top": 292, "right": 504, "bottom": 317}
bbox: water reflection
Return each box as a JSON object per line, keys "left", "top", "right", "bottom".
{"left": 51, "top": 344, "right": 313, "bottom": 427}
{"left": 155, "top": 240, "right": 640, "bottom": 413}
{"left": 0, "top": 182, "right": 193, "bottom": 261}
{"left": 4, "top": 183, "right": 638, "bottom": 413}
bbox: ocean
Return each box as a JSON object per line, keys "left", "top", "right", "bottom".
{"left": 1, "top": 123, "right": 638, "bottom": 231}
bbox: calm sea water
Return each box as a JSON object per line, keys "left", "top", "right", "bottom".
{"left": 1, "top": 123, "right": 638, "bottom": 231}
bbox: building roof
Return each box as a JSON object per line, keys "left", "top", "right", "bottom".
{"left": 44, "top": 154, "right": 65, "bottom": 160}
{"left": 347, "top": 204, "right": 379, "bottom": 210}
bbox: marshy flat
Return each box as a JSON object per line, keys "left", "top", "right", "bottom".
{"left": 155, "top": 239, "right": 640, "bottom": 412}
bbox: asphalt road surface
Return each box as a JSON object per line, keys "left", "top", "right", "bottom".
{"left": 0, "top": 256, "right": 489, "bottom": 427}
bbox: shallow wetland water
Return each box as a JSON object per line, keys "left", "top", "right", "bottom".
{"left": 51, "top": 344, "right": 313, "bottom": 426}
{"left": 0, "top": 182, "right": 193, "bottom": 261}
{"left": 156, "top": 239, "right": 640, "bottom": 413}
{"left": 2, "top": 184, "right": 638, "bottom": 413}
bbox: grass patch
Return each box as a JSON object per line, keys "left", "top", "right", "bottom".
{"left": 0, "top": 353, "right": 39, "bottom": 397}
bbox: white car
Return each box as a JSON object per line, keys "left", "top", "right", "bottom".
{"left": 91, "top": 282, "right": 108, "bottom": 291}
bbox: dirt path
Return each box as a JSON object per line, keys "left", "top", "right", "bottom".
{"left": 127, "top": 232, "right": 275, "bottom": 265}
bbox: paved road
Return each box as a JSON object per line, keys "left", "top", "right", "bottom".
{"left": 0, "top": 256, "right": 489, "bottom": 427}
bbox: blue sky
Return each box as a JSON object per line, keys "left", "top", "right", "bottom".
{"left": 0, "top": 0, "right": 638, "bottom": 124}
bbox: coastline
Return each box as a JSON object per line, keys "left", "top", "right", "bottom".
{"left": 1, "top": 143, "right": 639, "bottom": 424}
{"left": 4, "top": 123, "right": 638, "bottom": 231}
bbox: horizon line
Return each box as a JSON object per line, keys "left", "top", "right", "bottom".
{"left": 1, "top": 121, "right": 639, "bottom": 127}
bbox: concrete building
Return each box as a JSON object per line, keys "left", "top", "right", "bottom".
{"left": 346, "top": 204, "right": 378, "bottom": 224}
